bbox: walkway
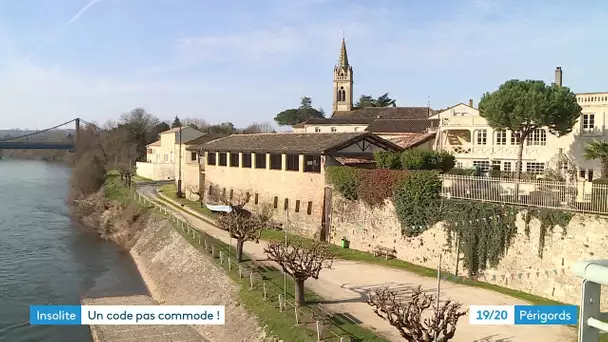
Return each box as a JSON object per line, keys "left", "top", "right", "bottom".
{"left": 140, "top": 185, "right": 576, "bottom": 342}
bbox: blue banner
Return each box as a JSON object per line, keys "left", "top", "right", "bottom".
{"left": 514, "top": 305, "right": 578, "bottom": 325}
{"left": 30, "top": 305, "right": 81, "bottom": 325}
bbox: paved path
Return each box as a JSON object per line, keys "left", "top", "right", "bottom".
{"left": 139, "top": 185, "right": 577, "bottom": 342}
{"left": 82, "top": 295, "right": 207, "bottom": 342}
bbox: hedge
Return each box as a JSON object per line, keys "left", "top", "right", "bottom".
{"left": 326, "top": 167, "right": 410, "bottom": 206}
{"left": 374, "top": 149, "right": 455, "bottom": 172}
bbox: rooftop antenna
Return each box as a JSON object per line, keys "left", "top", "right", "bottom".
{"left": 427, "top": 96, "right": 431, "bottom": 117}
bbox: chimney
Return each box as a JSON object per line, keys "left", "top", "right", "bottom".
{"left": 555, "top": 67, "right": 563, "bottom": 86}
{"left": 469, "top": 99, "right": 474, "bottom": 107}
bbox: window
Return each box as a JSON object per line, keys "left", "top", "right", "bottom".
{"left": 286, "top": 154, "right": 299, "bottom": 171}
{"left": 526, "top": 162, "right": 545, "bottom": 174}
{"left": 338, "top": 87, "right": 346, "bottom": 101}
{"left": 284, "top": 198, "right": 289, "bottom": 210}
{"left": 295, "top": 200, "right": 300, "bottom": 213}
{"left": 307, "top": 201, "right": 313, "bottom": 215}
{"left": 208, "top": 184, "right": 213, "bottom": 195}
{"left": 314, "top": 127, "right": 321, "bottom": 133}
{"left": 526, "top": 129, "right": 547, "bottom": 146}
{"left": 190, "top": 152, "right": 197, "bottom": 161}
{"left": 207, "top": 152, "right": 216, "bottom": 165}
{"left": 229, "top": 189, "right": 234, "bottom": 200}
{"left": 510, "top": 131, "right": 521, "bottom": 145}
{"left": 229, "top": 152, "right": 239, "bottom": 167}
{"left": 147, "top": 149, "right": 153, "bottom": 154}
{"left": 270, "top": 154, "right": 282, "bottom": 170}
{"left": 582, "top": 114, "right": 595, "bottom": 130}
{"left": 331, "top": 127, "right": 337, "bottom": 132}
{"left": 473, "top": 160, "right": 490, "bottom": 172}
{"left": 242, "top": 153, "right": 252, "bottom": 168}
{"left": 475, "top": 130, "right": 487, "bottom": 145}
{"left": 222, "top": 188, "right": 226, "bottom": 198}
{"left": 255, "top": 153, "right": 266, "bottom": 169}
{"left": 164, "top": 153, "right": 168, "bottom": 162}
{"left": 273, "top": 196, "right": 278, "bottom": 209}
{"left": 254, "top": 193, "right": 259, "bottom": 205}
{"left": 304, "top": 155, "right": 321, "bottom": 173}
{"left": 218, "top": 152, "right": 227, "bottom": 166}
{"left": 495, "top": 130, "right": 507, "bottom": 145}
{"left": 580, "top": 169, "right": 594, "bottom": 181}
{"left": 491, "top": 160, "right": 501, "bottom": 171}
{"left": 503, "top": 161, "right": 512, "bottom": 172}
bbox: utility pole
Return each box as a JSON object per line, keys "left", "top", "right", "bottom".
{"left": 177, "top": 125, "right": 183, "bottom": 198}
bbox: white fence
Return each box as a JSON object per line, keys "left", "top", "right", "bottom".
{"left": 440, "top": 174, "right": 608, "bottom": 215}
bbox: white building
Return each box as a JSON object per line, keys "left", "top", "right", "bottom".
{"left": 135, "top": 126, "right": 204, "bottom": 180}
{"left": 435, "top": 67, "right": 606, "bottom": 181}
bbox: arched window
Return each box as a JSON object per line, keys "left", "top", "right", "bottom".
{"left": 339, "top": 86, "right": 346, "bottom": 102}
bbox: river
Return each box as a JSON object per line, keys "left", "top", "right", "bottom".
{"left": 0, "top": 160, "right": 149, "bottom": 342}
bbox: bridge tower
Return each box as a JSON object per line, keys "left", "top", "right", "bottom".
{"left": 75, "top": 118, "right": 80, "bottom": 144}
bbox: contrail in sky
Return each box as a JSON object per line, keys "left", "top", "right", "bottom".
{"left": 28, "top": 0, "right": 103, "bottom": 59}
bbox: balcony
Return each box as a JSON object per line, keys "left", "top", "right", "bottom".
{"left": 442, "top": 145, "right": 544, "bottom": 158}
{"left": 440, "top": 116, "right": 488, "bottom": 127}
{"left": 580, "top": 127, "right": 606, "bottom": 137}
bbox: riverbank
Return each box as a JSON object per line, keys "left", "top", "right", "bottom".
{"left": 73, "top": 174, "right": 269, "bottom": 342}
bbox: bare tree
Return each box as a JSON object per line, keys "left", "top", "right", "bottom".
{"left": 182, "top": 118, "right": 209, "bottom": 130}
{"left": 103, "top": 128, "right": 139, "bottom": 186}
{"left": 69, "top": 125, "right": 108, "bottom": 201}
{"left": 118, "top": 107, "right": 160, "bottom": 160}
{"left": 216, "top": 192, "right": 273, "bottom": 262}
{"left": 243, "top": 122, "right": 275, "bottom": 133}
{"left": 264, "top": 238, "right": 333, "bottom": 305}
{"left": 186, "top": 184, "right": 205, "bottom": 207}
{"left": 366, "top": 286, "right": 467, "bottom": 342}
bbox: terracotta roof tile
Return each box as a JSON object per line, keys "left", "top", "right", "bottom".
{"left": 387, "top": 133, "right": 436, "bottom": 149}
{"left": 365, "top": 119, "right": 439, "bottom": 133}
{"left": 334, "top": 156, "right": 375, "bottom": 165}
{"left": 197, "top": 132, "right": 401, "bottom": 154}
{"left": 332, "top": 107, "right": 435, "bottom": 119}
{"left": 185, "top": 133, "right": 228, "bottom": 149}
{"left": 304, "top": 117, "right": 374, "bottom": 125}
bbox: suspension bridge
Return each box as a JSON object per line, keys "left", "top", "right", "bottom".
{"left": 0, "top": 118, "right": 93, "bottom": 150}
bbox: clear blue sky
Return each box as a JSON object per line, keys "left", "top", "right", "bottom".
{"left": 1, "top": 0, "right": 607, "bottom": 129}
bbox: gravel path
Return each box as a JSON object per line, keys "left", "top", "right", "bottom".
{"left": 141, "top": 185, "right": 577, "bottom": 342}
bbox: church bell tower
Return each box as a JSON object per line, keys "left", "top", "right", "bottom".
{"left": 333, "top": 37, "right": 353, "bottom": 114}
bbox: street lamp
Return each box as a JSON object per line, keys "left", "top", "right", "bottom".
{"left": 176, "top": 125, "right": 183, "bottom": 198}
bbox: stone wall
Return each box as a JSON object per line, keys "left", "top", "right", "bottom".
{"left": 135, "top": 161, "right": 174, "bottom": 181}
{"left": 130, "top": 218, "right": 268, "bottom": 341}
{"left": 203, "top": 154, "right": 326, "bottom": 237}
{"left": 327, "top": 193, "right": 608, "bottom": 307}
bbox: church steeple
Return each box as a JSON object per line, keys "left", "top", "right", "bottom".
{"left": 333, "top": 36, "right": 353, "bottom": 114}
{"left": 339, "top": 37, "right": 349, "bottom": 69}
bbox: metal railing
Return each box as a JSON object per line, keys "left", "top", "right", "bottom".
{"left": 133, "top": 192, "right": 354, "bottom": 342}
{"left": 440, "top": 174, "right": 608, "bottom": 215}
{"left": 574, "top": 260, "right": 608, "bottom": 341}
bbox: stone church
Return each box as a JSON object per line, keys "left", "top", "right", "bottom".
{"left": 293, "top": 38, "right": 438, "bottom": 149}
